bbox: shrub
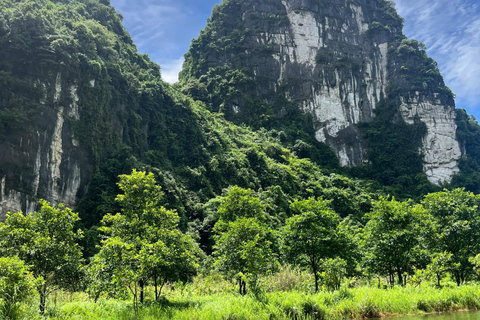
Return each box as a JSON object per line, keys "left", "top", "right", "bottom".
{"left": 263, "top": 265, "right": 312, "bottom": 292}
{"left": 0, "top": 257, "right": 36, "bottom": 319}
{"left": 302, "top": 300, "right": 326, "bottom": 319}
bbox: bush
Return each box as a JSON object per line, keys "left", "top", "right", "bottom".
{"left": 359, "top": 298, "right": 380, "bottom": 318}
{"left": 263, "top": 265, "right": 313, "bottom": 292}
{"left": 302, "top": 300, "right": 326, "bottom": 319}
{"left": 0, "top": 257, "right": 36, "bottom": 319}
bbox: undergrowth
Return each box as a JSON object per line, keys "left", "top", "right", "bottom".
{"left": 13, "top": 280, "right": 480, "bottom": 319}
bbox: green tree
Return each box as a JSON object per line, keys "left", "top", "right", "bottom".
{"left": 216, "top": 186, "right": 266, "bottom": 226}
{"left": 213, "top": 217, "right": 277, "bottom": 295}
{"left": 91, "top": 170, "right": 199, "bottom": 310}
{"left": 469, "top": 254, "right": 480, "bottom": 280}
{"left": 362, "top": 197, "right": 434, "bottom": 286}
{"left": 422, "top": 188, "right": 480, "bottom": 285}
{"left": 0, "top": 257, "right": 36, "bottom": 319}
{"left": 426, "top": 252, "right": 453, "bottom": 287}
{"left": 0, "top": 200, "right": 84, "bottom": 314}
{"left": 283, "top": 197, "right": 343, "bottom": 292}
{"left": 320, "top": 257, "right": 347, "bottom": 291}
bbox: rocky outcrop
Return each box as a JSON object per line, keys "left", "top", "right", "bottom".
{"left": 0, "top": 71, "right": 92, "bottom": 220}
{"left": 181, "top": 0, "right": 462, "bottom": 185}
{"left": 399, "top": 92, "right": 461, "bottom": 185}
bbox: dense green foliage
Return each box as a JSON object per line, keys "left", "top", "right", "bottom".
{"left": 0, "top": 257, "right": 36, "bottom": 319}
{"left": 283, "top": 198, "right": 347, "bottom": 292}
{"left": 0, "top": 200, "right": 84, "bottom": 314}
{"left": 422, "top": 189, "right": 480, "bottom": 285}
{"left": 89, "top": 170, "right": 199, "bottom": 312}
{"left": 362, "top": 197, "right": 434, "bottom": 286}
{"left": 354, "top": 95, "right": 434, "bottom": 200}
{"left": 452, "top": 109, "right": 480, "bottom": 193}
{"left": 211, "top": 187, "right": 278, "bottom": 294}
{"left": 214, "top": 217, "right": 277, "bottom": 295}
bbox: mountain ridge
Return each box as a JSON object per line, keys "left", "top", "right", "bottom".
{"left": 180, "top": 0, "right": 462, "bottom": 186}
{"left": 0, "top": 0, "right": 479, "bottom": 222}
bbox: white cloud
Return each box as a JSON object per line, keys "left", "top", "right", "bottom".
{"left": 395, "top": 0, "right": 480, "bottom": 111}
{"left": 111, "top": 0, "right": 186, "bottom": 48}
{"left": 161, "top": 57, "right": 184, "bottom": 83}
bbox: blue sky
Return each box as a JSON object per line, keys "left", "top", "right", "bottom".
{"left": 110, "top": 0, "right": 480, "bottom": 119}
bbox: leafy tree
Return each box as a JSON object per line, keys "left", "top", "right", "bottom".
{"left": 0, "top": 200, "right": 84, "bottom": 314}
{"left": 213, "top": 217, "right": 277, "bottom": 295}
{"left": 283, "top": 197, "right": 344, "bottom": 292}
{"left": 216, "top": 186, "right": 266, "bottom": 226}
{"left": 320, "top": 257, "right": 347, "bottom": 291}
{"left": 422, "top": 188, "right": 480, "bottom": 285}
{"left": 91, "top": 170, "right": 199, "bottom": 310}
{"left": 0, "top": 257, "right": 36, "bottom": 319}
{"left": 362, "top": 197, "right": 434, "bottom": 286}
{"left": 469, "top": 254, "right": 480, "bottom": 280}
{"left": 426, "top": 252, "right": 453, "bottom": 287}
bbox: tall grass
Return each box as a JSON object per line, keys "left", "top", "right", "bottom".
{"left": 13, "top": 280, "right": 480, "bottom": 319}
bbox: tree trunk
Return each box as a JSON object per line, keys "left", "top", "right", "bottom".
{"left": 455, "top": 271, "right": 461, "bottom": 286}
{"left": 39, "top": 285, "right": 46, "bottom": 314}
{"left": 140, "top": 279, "right": 145, "bottom": 305}
{"left": 238, "top": 279, "right": 247, "bottom": 295}
{"left": 154, "top": 275, "right": 158, "bottom": 301}
{"left": 397, "top": 271, "right": 403, "bottom": 287}
{"left": 133, "top": 283, "right": 138, "bottom": 316}
{"left": 310, "top": 254, "right": 319, "bottom": 293}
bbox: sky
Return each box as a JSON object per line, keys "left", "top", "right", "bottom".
{"left": 110, "top": 0, "right": 480, "bottom": 119}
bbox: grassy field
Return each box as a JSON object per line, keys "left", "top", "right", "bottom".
{"left": 15, "top": 281, "right": 480, "bottom": 320}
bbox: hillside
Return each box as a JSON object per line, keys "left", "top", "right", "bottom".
{"left": 180, "top": 0, "right": 480, "bottom": 193}
{"left": 0, "top": 0, "right": 478, "bottom": 228}
{"left": 0, "top": 0, "right": 377, "bottom": 233}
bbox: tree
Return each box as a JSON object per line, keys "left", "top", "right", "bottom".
{"left": 427, "top": 252, "right": 453, "bottom": 287}
{"left": 91, "top": 170, "right": 199, "bottom": 310}
{"left": 0, "top": 257, "right": 36, "bottom": 319}
{"left": 215, "top": 186, "right": 266, "bottom": 227}
{"left": 0, "top": 200, "right": 84, "bottom": 314}
{"left": 469, "top": 254, "right": 480, "bottom": 280}
{"left": 213, "top": 217, "right": 277, "bottom": 295}
{"left": 422, "top": 188, "right": 480, "bottom": 285}
{"left": 320, "top": 257, "right": 347, "bottom": 291}
{"left": 283, "top": 197, "right": 343, "bottom": 292}
{"left": 362, "top": 197, "right": 434, "bottom": 286}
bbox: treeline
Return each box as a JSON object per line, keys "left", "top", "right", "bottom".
{"left": 1, "top": 170, "right": 480, "bottom": 318}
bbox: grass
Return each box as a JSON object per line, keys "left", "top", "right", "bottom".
{"left": 11, "top": 281, "right": 480, "bottom": 319}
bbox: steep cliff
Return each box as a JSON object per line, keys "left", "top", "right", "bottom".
{"left": 0, "top": 0, "right": 205, "bottom": 219}
{"left": 0, "top": 0, "right": 374, "bottom": 222}
{"left": 180, "top": 0, "right": 462, "bottom": 185}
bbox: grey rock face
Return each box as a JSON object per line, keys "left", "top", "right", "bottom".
{"left": 0, "top": 71, "right": 92, "bottom": 220}
{"left": 183, "top": 0, "right": 462, "bottom": 185}
{"left": 268, "top": 0, "right": 389, "bottom": 167}
{"left": 399, "top": 92, "right": 461, "bottom": 185}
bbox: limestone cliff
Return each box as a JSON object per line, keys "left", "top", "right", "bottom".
{"left": 181, "top": 0, "right": 462, "bottom": 185}
{"left": 0, "top": 66, "right": 92, "bottom": 219}
{"left": 0, "top": 0, "right": 184, "bottom": 219}
{"left": 0, "top": 0, "right": 473, "bottom": 221}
